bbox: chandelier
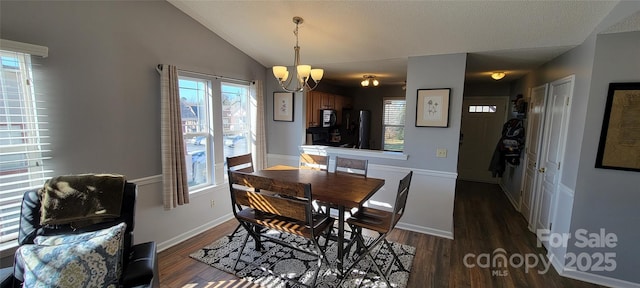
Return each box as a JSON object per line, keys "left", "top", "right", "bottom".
{"left": 361, "top": 75, "right": 379, "bottom": 87}
{"left": 272, "top": 17, "right": 323, "bottom": 92}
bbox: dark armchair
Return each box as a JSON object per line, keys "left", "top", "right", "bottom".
{"left": 1, "top": 181, "right": 159, "bottom": 288}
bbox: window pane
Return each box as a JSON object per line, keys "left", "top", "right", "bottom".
{"left": 179, "top": 76, "right": 211, "bottom": 189}
{"left": 222, "top": 83, "right": 250, "bottom": 159}
{"left": 384, "top": 126, "right": 404, "bottom": 152}
{"left": 469, "top": 106, "right": 476, "bottom": 112}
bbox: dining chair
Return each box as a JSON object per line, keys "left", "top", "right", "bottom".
{"left": 299, "top": 153, "right": 328, "bottom": 171}
{"left": 340, "top": 171, "right": 413, "bottom": 287}
{"left": 227, "top": 153, "right": 254, "bottom": 173}
{"left": 225, "top": 153, "right": 254, "bottom": 240}
{"left": 319, "top": 156, "right": 369, "bottom": 216}
{"left": 334, "top": 156, "right": 368, "bottom": 177}
{"left": 228, "top": 170, "right": 334, "bottom": 287}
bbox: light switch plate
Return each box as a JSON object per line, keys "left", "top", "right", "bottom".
{"left": 436, "top": 148, "right": 447, "bottom": 158}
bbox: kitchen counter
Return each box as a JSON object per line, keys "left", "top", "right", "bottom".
{"left": 299, "top": 145, "right": 408, "bottom": 160}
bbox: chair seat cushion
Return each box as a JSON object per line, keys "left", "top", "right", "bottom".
{"left": 16, "top": 222, "right": 126, "bottom": 288}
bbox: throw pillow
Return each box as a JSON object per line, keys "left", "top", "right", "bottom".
{"left": 17, "top": 222, "right": 126, "bottom": 288}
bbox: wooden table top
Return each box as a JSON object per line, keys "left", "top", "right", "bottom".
{"left": 254, "top": 165, "right": 385, "bottom": 209}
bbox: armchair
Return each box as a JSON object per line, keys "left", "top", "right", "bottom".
{"left": 1, "top": 180, "right": 159, "bottom": 288}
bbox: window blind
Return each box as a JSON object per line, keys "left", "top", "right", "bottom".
{"left": 384, "top": 99, "right": 406, "bottom": 126}
{"left": 0, "top": 48, "right": 52, "bottom": 247}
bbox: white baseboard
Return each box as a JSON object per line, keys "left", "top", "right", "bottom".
{"left": 561, "top": 269, "right": 640, "bottom": 288}
{"left": 396, "top": 222, "right": 454, "bottom": 240}
{"left": 156, "top": 213, "right": 234, "bottom": 252}
{"left": 499, "top": 182, "right": 520, "bottom": 211}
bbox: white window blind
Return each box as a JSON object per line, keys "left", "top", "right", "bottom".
{"left": 0, "top": 48, "right": 52, "bottom": 247}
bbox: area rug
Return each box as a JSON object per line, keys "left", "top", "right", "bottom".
{"left": 190, "top": 229, "right": 416, "bottom": 288}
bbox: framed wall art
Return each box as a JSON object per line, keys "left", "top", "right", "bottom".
{"left": 595, "top": 82, "right": 640, "bottom": 172}
{"left": 273, "top": 92, "right": 294, "bottom": 122}
{"left": 416, "top": 88, "right": 451, "bottom": 127}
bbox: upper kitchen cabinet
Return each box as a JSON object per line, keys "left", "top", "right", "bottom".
{"left": 306, "top": 91, "right": 352, "bottom": 128}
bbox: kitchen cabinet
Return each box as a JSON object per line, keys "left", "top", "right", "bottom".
{"left": 306, "top": 91, "right": 352, "bottom": 128}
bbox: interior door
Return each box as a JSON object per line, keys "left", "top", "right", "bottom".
{"left": 535, "top": 76, "right": 574, "bottom": 243}
{"left": 521, "top": 84, "right": 548, "bottom": 230}
{"left": 458, "top": 97, "right": 508, "bottom": 183}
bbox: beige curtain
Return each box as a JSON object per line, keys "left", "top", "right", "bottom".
{"left": 159, "top": 64, "right": 189, "bottom": 210}
{"left": 251, "top": 80, "right": 268, "bottom": 170}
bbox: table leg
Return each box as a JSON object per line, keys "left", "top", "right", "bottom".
{"left": 337, "top": 206, "right": 345, "bottom": 275}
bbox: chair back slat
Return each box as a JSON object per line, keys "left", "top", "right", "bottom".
{"left": 233, "top": 189, "right": 308, "bottom": 222}
{"left": 335, "top": 156, "right": 368, "bottom": 177}
{"left": 390, "top": 171, "right": 413, "bottom": 230}
{"left": 300, "top": 153, "right": 328, "bottom": 171}
{"left": 229, "top": 171, "right": 312, "bottom": 223}
{"left": 227, "top": 153, "right": 254, "bottom": 173}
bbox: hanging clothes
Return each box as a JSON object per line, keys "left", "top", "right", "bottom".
{"left": 489, "top": 118, "right": 525, "bottom": 177}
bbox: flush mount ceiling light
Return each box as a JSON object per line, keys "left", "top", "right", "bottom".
{"left": 361, "top": 75, "right": 380, "bottom": 87}
{"left": 491, "top": 72, "right": 506, "bottom": 80}
{"left": 272, "top": 16, "right": 323, "bottom": 93}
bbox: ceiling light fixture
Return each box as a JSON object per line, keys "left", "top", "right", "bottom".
{"left": 361, "top": 75, "right": 380, "bottom": 87}
{"left": 272, "top": 16, "right": 323, "bottom": 93}
{"left": 491, "top": 72, "right": 506, "bottom": 80}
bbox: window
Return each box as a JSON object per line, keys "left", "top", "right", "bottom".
{"left": 178, "top": 74, "right": 252, "bottom": 191}
{"left": 383, "top": 98, "right": 406, "bottom": 152}
{"left": 468, "top": 105, "right": 497, "bottom": 113}
{"left": 0, "top": 50, "right": 51, "bottom": 247}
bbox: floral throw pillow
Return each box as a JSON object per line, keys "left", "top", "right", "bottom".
{"left": 17, "top": 222, "right": 126, "bottom": 288}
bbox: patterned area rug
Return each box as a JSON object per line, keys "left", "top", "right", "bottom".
{"left": 190, "top": 229, "right": 416, "bottom": 287}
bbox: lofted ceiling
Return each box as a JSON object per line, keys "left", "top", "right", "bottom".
{"left": 168, "top": 0, "right": 622, "bottom": 87}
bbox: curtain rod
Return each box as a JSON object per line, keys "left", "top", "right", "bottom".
{"left": 156, "top": 64, "right": 253, "bottom": 84}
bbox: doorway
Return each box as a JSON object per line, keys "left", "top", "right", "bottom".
{"left": 458, "top": 97, "right": 508, "bottom": 183}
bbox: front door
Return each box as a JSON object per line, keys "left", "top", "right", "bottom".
{"left": 521, "top": 84, "right": 548, "bottom": 230}
{"left": 458, "top": 97, "right": 508, "bottom": 183}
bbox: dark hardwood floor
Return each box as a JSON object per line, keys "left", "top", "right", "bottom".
{"left": 158, "top": 180, "right": 606, "bottom": 288}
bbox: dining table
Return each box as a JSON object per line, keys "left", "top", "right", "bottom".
{"left": 255, "top": 165, "right": 386, "bottom": 275}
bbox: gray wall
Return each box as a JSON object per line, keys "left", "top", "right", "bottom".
{"left": 568, "top": 30, "right": 640, "bottom": 283}
{"left": 499, "top": 1, "right": 640, "bottom": 283}
{"left": 0, "top": 0, "right": 266, "bottom": 179}
{"left": 403, "top": 53, "right": 466, "bottom": 172}
{"left": 0, "top": 0, "right": 266, "bottom": 263}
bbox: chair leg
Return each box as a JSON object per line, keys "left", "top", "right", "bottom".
{"left": 383, "top": 238, "right": 406, "bottom": 272}
{"left": 227, "top": 223, "right": 242, "bottom": 240}
{"left": 233, "top": 231, "right": 250, "bottom": 271}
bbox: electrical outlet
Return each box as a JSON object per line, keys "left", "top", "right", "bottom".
{"left": 436, "top": 148, "right": 447, "bottom": 158}
{"left": 210, "top": 200, "right": 215, "bottom": 208}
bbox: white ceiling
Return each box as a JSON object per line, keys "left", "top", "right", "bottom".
{"left": 168, "top": 0, "right": 622, "bottom": 87}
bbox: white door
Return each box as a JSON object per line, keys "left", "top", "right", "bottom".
{"left": 458, "top": 97, "right": 508, "bottom": 183}
{"left": 521, "top": 84, "right": 548, "bottom": 230}
{"left": 535, "top": 76, "right": 574, "bottom": 244}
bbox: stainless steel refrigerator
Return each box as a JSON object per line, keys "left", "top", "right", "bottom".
{"left": 357, "top": 110, "right": 371, "bottom": 149}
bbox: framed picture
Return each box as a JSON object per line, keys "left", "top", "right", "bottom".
{"left": 595, "top": 82, "right": 640, "bottom": 172}
{"left": 273, "top": 92, "right": 294, "bottom": 122}
{"left": 416, "top": 88, "right": 451, "bottom": 127}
